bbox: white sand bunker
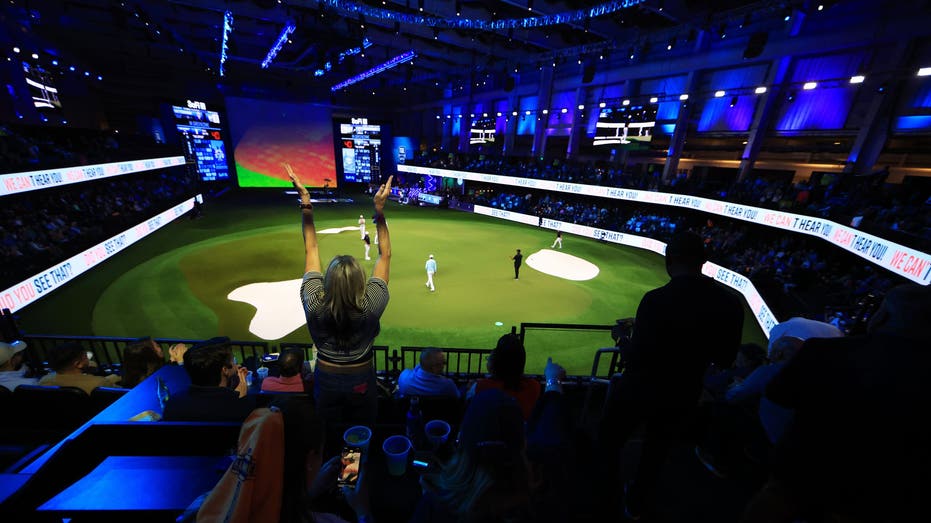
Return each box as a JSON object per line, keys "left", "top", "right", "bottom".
{"left": 526, "top": 249, "right": 600, "bottom": 281}
{"left": 228, "top": 279, "right": 305, "bottom": 340}
{"left": 318, "top": 226, "right": 362, "bottom": 235}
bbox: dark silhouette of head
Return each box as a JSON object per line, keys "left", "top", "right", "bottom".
{"left": 47, "top": 342, "right": 88, "bottom": 374}
{"left": 122, "top": 338, "right": 165, "bottom": 388}
{"left": 183, "top": 337, "right": 234, "bottom": 387}
{"left": 664, "top": 231, "right": 706, "bottom": 277}
{"left": 489, "top": 333, "right": 526, "bottom": 390}
{"left": 279, "top": 348, "right": 304, "bottom": 378}
{"left": 420, "top": 348, "right": 446, "bottom": 375}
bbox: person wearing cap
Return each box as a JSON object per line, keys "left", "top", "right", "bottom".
{"left": 38, "top": 342, "right": 121, "bottom": 394}
{"left": 362, "top": 230, "right": 371, "bottom": 261}
{"left": 600, "top": 230, "right": 743, "bottom": 520}
{"left": 0, "top": 340, "right": 37, "bottom": 392}
{"left": 743, "top": 284, "right": 931, "bottom": 521}
{"left": 425, "top": 254, "right": 437, "bottom": 292}
{"left": 766, "top": 316, "right": 843, "bottom": 356}
{"left": 358, "top": 214, "right": 366, "bottom": 240}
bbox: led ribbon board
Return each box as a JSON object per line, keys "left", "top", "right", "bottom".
{"left": 0, "top": 156, "right": 186, "bottom": 197}
{"left": 262, "top": 21, "right": 296, "bottom": 69}
{"left": 331, "top": 50, "right": 415, "bottom": 91}
{"left": 0, "top": 195, "right": 201, "bottom": 313}
{"left": 399, "top": 165, "right": 931, "bottom": 286}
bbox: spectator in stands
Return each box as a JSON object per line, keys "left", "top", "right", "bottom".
{"left": 192, "top": 396, "right": 372, "bottom": 523}
{"left": 260, "top": 348, "right": 306, "bottom": 393}
{"left": 162, "top": 337, "right": 253, "bottom": 422}
{"left": 0, "top": 340, "right": 36, "bottom": 391}
{"left": 468, "top": 333, "right": 541, "bottom": 420}
{"left": 412, "top": 388, "right": 531, "bottom": 522}
{"left": 703, "top": 343, "right": 768, "bottom": 400}
{"left": 397, "top": 348, "right": 460, "bottom": 398}
{"left": 742, "top": 284, "right": 931, "bottom": 522}
{"left": 290, "top": 167, "right": 393, "bottom": 426}
{"left": 695, "top": 337, "right": 803, "bottom": 478}
{"left": 599, "top": 231, "right": 743, "bottom": 520}
{"left": 727, "top": 336, "right": 802, "bottom": 445}
{"left": 765, "top": 316, "right": 843, "bottom": 356}
{"left": 38, "top": 342, "right": 121, "bottom": 394}
{"left": 526, "top": 358, "right": 577, "bottom": 523}
{"left": 120, "top": 337, "right": 165, "bottom": 388}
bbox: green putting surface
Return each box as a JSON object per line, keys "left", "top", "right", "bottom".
{"left": 15, "top": 191, "right": 766, "bottom": 375}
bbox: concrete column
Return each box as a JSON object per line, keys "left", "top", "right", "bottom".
{"left": 661, "top": 71, "right": 698, "bottom": 182}
{"left": 844, "top": 41, "right": 911, "bottom": 175}
{"left": 738, "top": 56, "right": 794, "bottom": 181}
{"left": 533, "top": 67, "right": 554, "bottom": 156}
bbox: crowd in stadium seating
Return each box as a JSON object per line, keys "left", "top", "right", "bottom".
{"left": 407, "top": 150, "right": 931, "bottom": 251}
{"left": 0, "top": 166, "right": 196, "bottom": 288}
{"left": 0, "top": 124, "right": 176, "bottom": 174}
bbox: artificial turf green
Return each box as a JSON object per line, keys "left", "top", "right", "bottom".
{"left": 15, "top": 191, "right": 767, "bottom": 375}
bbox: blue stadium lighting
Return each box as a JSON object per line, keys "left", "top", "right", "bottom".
{"left": 318, "top": 0, "right": 646, "bottom": 30}
{"left": 51, "top": 60, "right": 58, "bottom": 66}
{"left": 331, "top": 50, "right": 416, "bottom": 91}
{"left": 97, "top": 75, "right": 103, "bottom": 81}
{"left": 220, "top": 10, "right": 234, "bottom": 77}
{"left": 69, "top": 66, "right": 75, "bottom": 71}
{"left": 261, "top": 20, "right": 296, "bottom": 69}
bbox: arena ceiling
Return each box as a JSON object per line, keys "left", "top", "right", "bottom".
{"left": 7, "top": 0, "right": 784, "bottom": 102}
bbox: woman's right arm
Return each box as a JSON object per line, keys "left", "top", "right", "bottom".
{"left": 287, "top": 165, "right": 322, "bottom": 274}
{"left": 372, "top": 176, "right": 394, "bottom": 283}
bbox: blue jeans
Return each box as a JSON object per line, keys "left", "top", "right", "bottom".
{"left": 314, "top": 365, "right": 378, "bottom": 428}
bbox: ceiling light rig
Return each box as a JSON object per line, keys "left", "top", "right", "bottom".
{"left": 331, "top": 49, "right": 416, "bottom": 91}
{"left": 317, "top": 0, "right": 646, "bottom": 31}
{"left": 219, "top": 10, "right": 233, "bottom": 77}
{"left": 261, "top": 20, "right": 296, "bottom": 68}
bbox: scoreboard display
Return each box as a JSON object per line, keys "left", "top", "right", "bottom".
{"left": 171, "top": 100, "right": 230, "bottom": 182}
{"left": 338, "top": 117, "right": 381, "bottom": 183}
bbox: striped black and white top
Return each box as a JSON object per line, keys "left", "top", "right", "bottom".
{"left": 300, "top": 271, "right": 389, "bottom": 364}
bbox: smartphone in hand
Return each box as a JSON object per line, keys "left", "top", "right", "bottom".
{"left": 337, "top": 446, "right": 363, "bottom": 489}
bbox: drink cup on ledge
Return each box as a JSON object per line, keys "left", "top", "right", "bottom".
{"left": 344, "top": 425, "right": 372, "bottom": 451}
{"left": 383, "top": 435, "right": 412, "bottom": 476}
{"left": 256, "top": 366, "right": 269, "bottom": 380}
{"left": 425, "top": 420, "right": 451, "bottom": 448}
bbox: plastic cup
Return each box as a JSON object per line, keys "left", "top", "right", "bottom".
{"left": 256, "top": 367, "right": 269, "bottom": 380}
{"left": 344, "top": 425, "right": 372, "bottom": 451}
{"left": 383, "top": 435, "right": 412, "bottom": 476}
{"left": 424, "top": 420, "right": 451, "bottom": 448}
{"left": 245, "top": 371, "right": 253, "bottom": 387}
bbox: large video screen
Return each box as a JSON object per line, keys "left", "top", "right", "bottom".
{"left": 226, "top": 97, "right": 336, "bottom": 188}
{"left": 593, "top": 104, "right": 657, "bottom": 146}
{"left": 337, "top": 118, "right": 381, "bottom": 183}
{"left": 22, "top": 62, "right": 61, "bottom": 110}
{"left": 171, "top": 101, "right": 229, "bottom": 182}
{"left": 470, "top": 117, "right": 496, "bottom": 144}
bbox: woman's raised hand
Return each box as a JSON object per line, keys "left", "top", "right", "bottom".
{"left": 373, "top": 175, "right": 394, "bottom": 214}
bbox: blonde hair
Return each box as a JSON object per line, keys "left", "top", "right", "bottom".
{"left": 322, "top": 255, "right": 366, "bottom": 335}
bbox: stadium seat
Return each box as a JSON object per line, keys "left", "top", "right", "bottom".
{"left": 89, "top": 387, "right": 129, "bottom": 414}
{"left": 11, "top": 385, "right": 93, "bottom": 434}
